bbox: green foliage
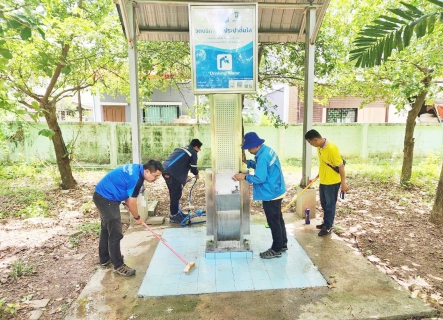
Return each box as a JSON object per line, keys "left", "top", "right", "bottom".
{"left": 242, "top": 112, "right": 257, "bottom": 124}
{"left": 77, "top": 221, "right": 101, "bottom": 239}
{"left": 0, "top": 299, "right": 20, "bottom": 317}
{"left": 316, "top": 0, "right": 443, "bottom": 114}
{"left": 259, "top": 114, "right": 274, "bottom": 127}
{"left": 409, "top": 152, "right": 441, "bottom": 195}
{"left": 253, "top": 95, "right": 287, "bottom": 128}
{"left": 38, "top": 128, "right": 55, "bottom": 139}
{"left": 0, "top": 159, "right": 55, "bottom": 180}
{"left": 70, "top": 221, "right": 101, "bottom": 248}
{"left": 69, "top": 235, "right": 81, "bottom": 248}
{"left": 0, "top": 122, "right": 28, "bottom": 160}
{"left": 136, "top": 41, "right": 191, "bottom": 101}
{"left": 0, "top": 298, "right": 4, "bottom": 317}
{"left": 17, "top": 199, "right": 51, "bottom": 219}
{"left": 190, "top": 99, "right": 210, "bottom": 123}
{"left": 11, "top": 260, "right": 34, "bottom": 280}
{"left": 283, "top": 158, "right": 305, "bottom": 168}
{"left": 21, "top": 294, "right": 34, "bottom": 302}
{"left": 80, "top": 200, "right": 94, "bottom": 215}
{"left": 343, "top": 154, "right": 439, "bottom": 191}
{"left": 1, "top": 0, "right": 128, "bottom": 187}
{"left": 0, "top": 3, "right": 46, "bottom": 62}
{"left": 350, "top": 0, "right": 443, "bottom": 67}
{"left": 0, "top": 161, "right": 59, "bottom": 218}
{"left": 333, "top": 224, "right": 343, "bottom": 235}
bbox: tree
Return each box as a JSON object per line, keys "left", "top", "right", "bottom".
{"left": 430, "top": 162, "right": 443, "bottom": 226}
{"left": 349, "top": 0, "right": 443, "bottom": 225}
{"left": 0, "top": 0, "right": 127, "bottom": 189}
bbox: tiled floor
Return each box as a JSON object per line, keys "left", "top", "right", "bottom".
{"left": 138, "top": 225, "right": 327, "bottom": 297}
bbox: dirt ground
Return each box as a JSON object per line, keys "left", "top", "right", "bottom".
{"left": 0, "top": 170, "right": 442, "bottom": 319}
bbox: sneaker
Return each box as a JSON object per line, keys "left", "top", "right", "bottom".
{"left": 100, "top": 259, "right": 111, "bottom": 267}
{"left": 281, "top": 246, "right": 288, "bottom": 252}
{"left": 260, "top": 249, "right": 282, "bottom": 259}
{"left": 113, "top": 264, "right": 136, "bottom": 277}
{"left": 316, "top": 223, "right": 324, "bottom": 230}
{"left": 169, "top": 215, "right": 182, "bottom": 224}
{"left": 318, "top": 226, "right": 334, "bottom": 236}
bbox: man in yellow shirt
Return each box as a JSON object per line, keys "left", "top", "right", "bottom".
{"left": 305, "top": 129, "right": 349, "bottom": 236}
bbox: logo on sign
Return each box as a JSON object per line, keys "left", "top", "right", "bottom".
{"left": 217, "top": 54, "right": 232, "bottom": 70}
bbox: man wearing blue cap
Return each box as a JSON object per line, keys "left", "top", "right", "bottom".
{"left": 233, "top": 132, "right": 287, "bottom": 259}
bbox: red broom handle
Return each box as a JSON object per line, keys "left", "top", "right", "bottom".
{"left": 141, "top": 222, "right": 188, "bottom": 265}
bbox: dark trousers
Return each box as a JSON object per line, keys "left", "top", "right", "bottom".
{"left": 163, "top": 173, "right": 182, "bottom": 216}
{"left": 319, "top": 183, "right": 341, "bottom": 228}
{"left": 263, "top": 198, "right": 287, "bottom": 252}
{"left": 93, "top": 192, "right": 124, "bottom": 269}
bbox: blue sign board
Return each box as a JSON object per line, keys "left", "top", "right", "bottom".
{"left": 189, "top": 4, "right": 257, "bottom": 93}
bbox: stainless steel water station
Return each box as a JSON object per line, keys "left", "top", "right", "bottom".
{"left": 205, "top": 94, "right": 251, "bottom": 253}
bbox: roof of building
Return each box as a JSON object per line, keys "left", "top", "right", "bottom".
{"left": 115, "top": 0, "right": 330, "bottom": 44}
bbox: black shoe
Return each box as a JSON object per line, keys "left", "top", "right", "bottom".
{"left": 318, "top": 226, "right": 334, "bottom": 236}
{"left": 260, "top": 249, "right": 282, "bottom": 259}
{"left": 169, "top": 215, "right": 182, "bottom": 224}
{"left": 100, "top": 259, "right": 111, "bottom": 267}
{"left": 113, "top": 264, "right": 136, "bottom": 277}
{"left": 316, "top": 223, "right": 324, "bottom": 230}
{"left": 281, "top": 244, "right": 288, "bottom": 252}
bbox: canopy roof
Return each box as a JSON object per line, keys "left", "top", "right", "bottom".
{"left": 116, "top": 0, "right": 330, "bottom": 44}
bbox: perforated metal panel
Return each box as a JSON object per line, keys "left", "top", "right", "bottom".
{"left": 206, "top": 94, "right": 249, "bottom": 244}
{"left": 211, "top": 94, "right": 242, "bottom": 173}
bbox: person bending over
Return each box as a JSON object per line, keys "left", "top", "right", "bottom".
{"left": 163, "top": 139, "right": 202, "bottom": 223}
{"left": 93, "top": 160, "right": 163, "bottom": 276}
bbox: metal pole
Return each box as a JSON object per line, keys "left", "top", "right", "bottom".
{"left": 128, "top": 3, "right": 141, "bottom": 164}
{"left": 301, "top": 8, "right": 316, "bottom": 187}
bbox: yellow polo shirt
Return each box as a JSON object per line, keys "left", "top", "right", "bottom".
{"left": 317, "top": 140, "right": 343, "bottom": 185}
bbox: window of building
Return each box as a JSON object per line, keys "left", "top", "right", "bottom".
{"left": 326, "top": 108, "right": 357, "bottom": 123}
{"left": 143, "top": 104, "right": 180, "bottom": 123}
{"left": 57, "top": 109, "right": 76, "bottom": 121}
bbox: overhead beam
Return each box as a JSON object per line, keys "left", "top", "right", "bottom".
{"left": 139, "top": 28, "right": 302, "bottom": 35}
{"left": 134, "top": 0, "right": 323, "bottom": 9}
{"left": 118, "top": 0, "right": 133, "bottom": 48}
{"left": 297, "top": 10, "right": 306, "bottom": 42}
{"left": 311, "top": 0, "right": 330, "bottom": 45}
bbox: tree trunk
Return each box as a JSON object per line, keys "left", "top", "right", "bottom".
{"left": 430, "top": 161, "right": 443, "bottom": 226}
{"left": 400, "top": 101, "right": 420, "bottom": 185}
{"left": 77, "top": 90, "right": 83, "bottom": 122}
{"left": 44, "top": 102, "right": 77, "bottom": 189}
{"left": 400, "top": 75, "right": 432, "bottom": 185}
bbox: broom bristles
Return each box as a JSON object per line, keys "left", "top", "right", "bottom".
{"left": 183, "top": 261, "right": 196, "bottom": 274}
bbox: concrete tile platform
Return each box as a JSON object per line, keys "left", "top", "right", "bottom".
{"left": 138, "top": 225, "right": 327, "bottom": 297}
{"left": 66, "top": 218, "right": 437, "bottom": 320}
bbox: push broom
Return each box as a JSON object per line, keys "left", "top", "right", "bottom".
{"left": 141, "top": 221, "right": 195, "bottom": 274}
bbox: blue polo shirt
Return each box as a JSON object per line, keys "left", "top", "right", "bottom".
{"left": 95, "top": 164, "right": 145, "bottom": 202}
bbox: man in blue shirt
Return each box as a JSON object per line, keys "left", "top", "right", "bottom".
{"left": 233, "top": 132, "right": 287, "bottom": 259}
{"left": 163, "top": 139, "right": 202, "bottom": 223}
{"left": 93, "top": 160, "right": 163, "bottom": 277}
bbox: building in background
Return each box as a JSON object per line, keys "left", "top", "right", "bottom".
{"left": 91, "top": 83, "right": 197, "bottom": 123}
{"left": 246, "top": 84, "right": 407, "bottom": 124}
{"left": 72, "top": 84, "right": 427, "bottom": 125}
